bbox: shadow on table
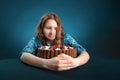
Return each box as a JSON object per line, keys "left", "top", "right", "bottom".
{"left": 0, "top": 58, "right": 120, "bottom": 80}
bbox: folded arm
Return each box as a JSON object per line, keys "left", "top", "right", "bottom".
{"left": 20, "top": 50, "right": 90, "bottom": 71}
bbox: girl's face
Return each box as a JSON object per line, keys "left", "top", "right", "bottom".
{"left": 43, "top": 19, "right": 58, "bottom": 41}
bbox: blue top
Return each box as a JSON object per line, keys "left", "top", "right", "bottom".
{"left": 21, "top": 33, "right": 86, "bottom": 56}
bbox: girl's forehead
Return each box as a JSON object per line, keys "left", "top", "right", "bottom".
{"left": 44, "top": 19, "right": 58, "bottom": 27}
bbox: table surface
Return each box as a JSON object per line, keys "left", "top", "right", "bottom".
{"left": 0, "top": 58, "right": 120, "bottom": 80}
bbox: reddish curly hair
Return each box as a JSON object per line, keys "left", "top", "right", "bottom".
{"left": 36, "top": 13, "right": 65, "bottom": 47}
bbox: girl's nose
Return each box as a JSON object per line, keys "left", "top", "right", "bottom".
{"left": 51, "top": 29, "right": 55, "bottom": 34}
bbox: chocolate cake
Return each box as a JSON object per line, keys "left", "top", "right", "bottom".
{"left": 38, "top": 46, "right": 77, "bottom": 59}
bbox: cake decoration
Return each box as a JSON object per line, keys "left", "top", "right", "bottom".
{"left": 38, "top": 45, "right": 77, "bottom": 59}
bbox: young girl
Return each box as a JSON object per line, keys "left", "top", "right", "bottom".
{"left": 20, "top": 13, "right": 90, "bottom": 71}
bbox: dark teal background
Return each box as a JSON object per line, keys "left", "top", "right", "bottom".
{"left": 0, "top": 0, "right": 119, "bottom": 59}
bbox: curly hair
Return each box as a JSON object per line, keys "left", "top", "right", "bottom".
{"left": 36, "top": 13, "right": 65, "bottom": 47}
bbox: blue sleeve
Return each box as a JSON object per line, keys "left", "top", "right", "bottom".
{"left": 63, "top": 33, "right": 86, "bottom": 55}
{"left": 21, "top": 36, "right": 42, "bottom": 55}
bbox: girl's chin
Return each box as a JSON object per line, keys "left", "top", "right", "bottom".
{"left": 49, "top": 39, "right": 55, "bottom": 41}
{"left": 48, "top": 37, "right": 55, "bottom": 40}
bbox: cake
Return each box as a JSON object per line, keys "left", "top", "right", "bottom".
{"left": 38, "top": 45, "right": 77, "bottom": 59}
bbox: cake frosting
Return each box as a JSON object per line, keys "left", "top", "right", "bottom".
{"left": 38, "top": 45, "right": 77, "bottom": 59}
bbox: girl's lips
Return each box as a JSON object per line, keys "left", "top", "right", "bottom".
{"left": 49, "top": 36, "right": 55, "bottom": 39}
{"left": 49, "top": 35, "right": 55, "bottom": 38}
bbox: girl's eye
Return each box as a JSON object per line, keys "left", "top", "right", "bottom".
{"left": 55, "top": 27, "right": 57, "bottom": 30}
{"left": 45, "top": 26, "right": 57, "bottom": 30}
{"left": 46, "top": 27, "right": 51, "bottom": 29}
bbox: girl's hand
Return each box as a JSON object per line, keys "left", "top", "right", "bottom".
{"left": 44, "top": 54, "right": 79, "bottom": 71}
